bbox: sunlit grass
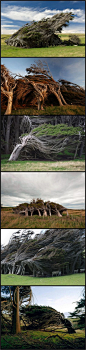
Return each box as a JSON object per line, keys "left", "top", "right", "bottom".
{"left": 1, "top": 34, "right": 85, "bottom": 57}
{"left": 1, "top": 273, "right": 85, "bottom": 286}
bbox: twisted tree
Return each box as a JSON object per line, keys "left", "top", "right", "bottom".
{"left": 1, "top": 65, "right": 17, "bottom": 115}
{"left": 5, "top": 12, "right": 74, "bottom": 48}
{"left": 1, "top": 62, "right": 85, "bottom": 114}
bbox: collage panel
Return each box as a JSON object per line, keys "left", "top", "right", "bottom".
{"left": 1, "top": 171, "right": 85, "bottom": 229}
{"left": 1, "top": 285, "right": 85, "bottom": 349}
{"left": 1, "top": 0, "right": 85, "bottom": 58}
{"left": 1, "top": 1, "right": 85, "bottom": 349}
{"left": 1, "top": 228, "right": 85, "bottom": 285}
{"left": 1, "top": 57, "right": 85, "bottom": 172}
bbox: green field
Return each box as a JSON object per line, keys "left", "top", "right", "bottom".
{"left": 1, "top": 273, "right": 85, "bottom": 286}
{"left": 1, "top": 159, "right": 85, "bottom": 172}
{"left": 1, "top": 34, "right": 85, "bottom": 57}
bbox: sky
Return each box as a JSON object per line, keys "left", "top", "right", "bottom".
{"left": 1, "top": 172, "right": 85, "bottom": 209}
{"left": 1, "top": 1, "right": 85, "bottom": 34}
{"left": 1, "top": 57, "right": 85, "bottom": 88}
{"left": 1, "top": 229, "right": 44, "bottom": 246}
{"left": 31, "top": 286, "right": 84, "bottom": 316}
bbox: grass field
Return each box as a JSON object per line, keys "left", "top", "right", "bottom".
{"left": 1, "top": 209, "right": 85, "bottom": 229}
{"left": 1, "top": 273, "right": 85, "bottom": 286}
{"left": 1, "top": 328, "right": 85, "bottom": 349}
{"left": 1, "top": 34, "right": 85, "bottom": 57}
{"left": 1, "top": 105, "right": 85, "bottom": 116}
{"left": 1, "top": 159, "right": 85, "bottom": 172}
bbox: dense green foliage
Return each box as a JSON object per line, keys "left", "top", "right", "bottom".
{"left": 32, "top": 123, "right": 84, "bottom": 136}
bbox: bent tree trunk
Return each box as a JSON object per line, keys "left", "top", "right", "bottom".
{"left": 5, "top": 91, "right": 13, "bottom": 115}
{"left": 12, "top": 286, "right": 21, "bottom": 334}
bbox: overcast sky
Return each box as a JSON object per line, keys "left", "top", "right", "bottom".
{"left": 1, "top": 57, "right": 85, "bottom": 88}
{"left": 1, "top": 1, "right": 85, "bottom": 34}
{"left": 31, "top": 286, "right": 84, "bottom": 316}
{"left": 1, "top": 229, "right": 43, "bottom": 246}
{"left": 1, "top": 172, "right": 85, "bottom": 209}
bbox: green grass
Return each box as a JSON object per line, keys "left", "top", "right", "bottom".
{"left": 1, "top": 328, "right": 85, "bottom": 349}
{"left": 1, "top": 159, "right": 85, "bottom": 172}
{"left": 1, "top": 105, "right": 85, "bottom": 116}
{"left": 1, "top": 34, "right": 85, "bottom": 57}
{"left": 1, "top": 273, "right": 85, "bottom": 286}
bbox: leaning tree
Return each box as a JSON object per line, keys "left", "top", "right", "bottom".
{"left": 1, "top": 229, "right": 85, "bottom": 277}
{"left": 5, "top": 12, "right": 74, "bottom": 48}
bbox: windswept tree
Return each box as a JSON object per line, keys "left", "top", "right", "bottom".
{"left": 1, "top": 65, "right": 17, "bottom": 115}
{"left": 5, "top": 12, "right": 74, "bottom": 48}
{"left": 69, "top": 288, "right": 85, "bottom": 327}
{"left": 25, "top": 60, "right": 67, "bottom": 110}
{"left": 1, "top": 61, "right": 85, "bottom": 114}
{"left": 1, "top": 286, "right": 32, "bottom": 334}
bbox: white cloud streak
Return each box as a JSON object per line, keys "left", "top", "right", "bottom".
{"left": 1, "top": 5, "right": 85, "bottom": 23}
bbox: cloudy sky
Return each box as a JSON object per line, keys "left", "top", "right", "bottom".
{"left": 1, "top": 172, "right": 85, "bottom": 209}
{"left": 31, "top": 286, "right": 84, "bottom": 316}
{"left": 1, "top": 1, "right": 85, "bottom": 34}
{"left": 1, "top": 57, "right": 85, "bottom": 88}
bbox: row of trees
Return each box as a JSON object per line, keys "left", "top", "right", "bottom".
{"left": 1, "top": 229, "right": 85, "bottom": 276}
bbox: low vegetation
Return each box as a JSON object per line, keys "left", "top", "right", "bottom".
{"left": 1, "top": 159, "right": 85, "bottom": 172}
{"left": 1, "top": 34, "right": 85, "bottom": 57}
{"left": 1, "top": 328, "right": 85, "bottom": 349}
{"left": 1, "top": 105, "right": 85, "bottom": 116}
{"left": 1, "top": 208, "right": 85, "bottom": 228}
{"left": 1, "top": 273, "right": 85, "bottom": 286}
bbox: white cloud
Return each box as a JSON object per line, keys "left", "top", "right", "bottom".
{"left": 1, "top": 5, "right": 85, "bottom": 23}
